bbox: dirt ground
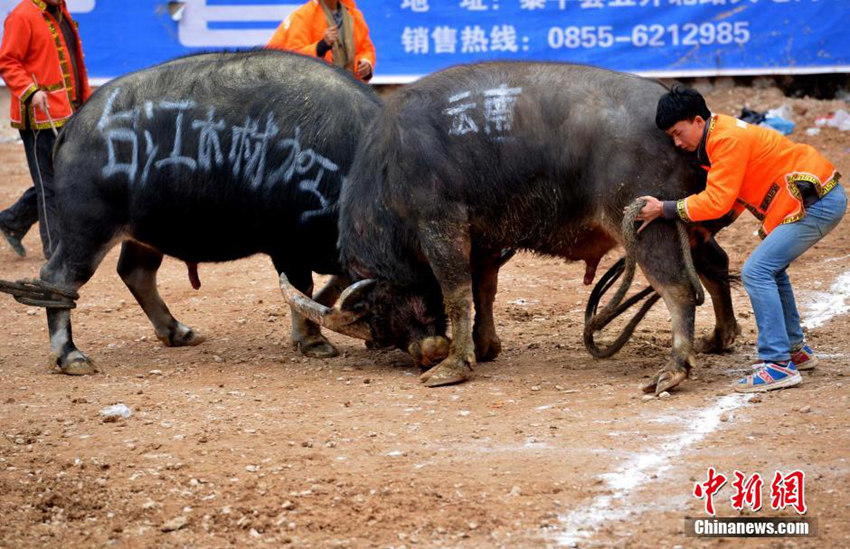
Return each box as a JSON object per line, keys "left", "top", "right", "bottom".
{"left": 0, "top": 86, "right": 848, "bottom": 548}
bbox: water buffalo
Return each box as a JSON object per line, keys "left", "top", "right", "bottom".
{"left": 35, "top": 50, "right": 381, "bottom": 374}
{"left": 285, "top": 62, "right": 740, "bottom": 394}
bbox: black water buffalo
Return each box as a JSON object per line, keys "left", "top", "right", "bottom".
{"left": 38, "top": 50, "right": 380, "bottom": 374}
{"left": 285, "top": 62, "right": 740, "bottom": 394}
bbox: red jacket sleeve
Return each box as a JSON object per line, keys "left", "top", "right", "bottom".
{"left": 74, "top": 19, "right": 92, "bottom": 103}
{"left": 0, "top": 12, "right": 38, "bottom": 103}
{"left": 679, "top": 136, "right": 749, "bottom": 222}
{"left": 81, "top": 76, "right": 91, "bottom": 102}
{"left": 351, "top": 7, "right": 375, "bottom": 70}
{"left": 267, "top": 10, "right": 323, "bottom": 58}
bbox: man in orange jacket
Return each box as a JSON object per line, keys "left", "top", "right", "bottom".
{"left": 267, "top": 0, "right": 375, "bottom": 82}
{"left": 0, "top": 0, "right": 90, "bottom": 258}
{"left": 636, "top": 86, "right": 846, "bottom": 393}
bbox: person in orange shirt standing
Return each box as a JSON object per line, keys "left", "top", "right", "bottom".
{"left": 0, "top": 0, "right": 91, "bottom": 259}
{"left": 635, "top": 86, "right": 846, "bottom": 393}
{"left": 267, "top": 0, "right": 376, "bottom": 82}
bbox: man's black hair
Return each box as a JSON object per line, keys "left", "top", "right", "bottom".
{"left": 655, "top": 85, "right": 711, "bottom": 130}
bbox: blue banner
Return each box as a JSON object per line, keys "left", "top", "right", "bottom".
{"left": 2, "top": 0, "right": 847, "bottom": 84}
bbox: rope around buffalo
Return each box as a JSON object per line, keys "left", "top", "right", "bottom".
{"left": 621, "top": 198, "right": 704, "bottom": 306}
{"left": 0, "top": 278, "right": 78, "bottom": 309}
{"left": 583, "top": 199, "right": 704, "bottom": 358}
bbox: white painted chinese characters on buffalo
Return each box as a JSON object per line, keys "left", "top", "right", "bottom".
{"left": 443, "top": 84, "right": 522, "bottom": 138}
{"left": 97, "top": 88, "right": 338, "bottom": 220}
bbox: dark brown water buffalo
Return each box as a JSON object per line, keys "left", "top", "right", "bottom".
{"left": 28, "top": 50, "right": 381, "bottom": 374}
{"left": 285, "top": 61, "right": 740, "bottom": 394}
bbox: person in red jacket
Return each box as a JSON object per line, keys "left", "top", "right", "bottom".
{"left": 267, "top": 0, "right": 375, "bottom": 82}
{"left": 635, "top": 86, "right": 846, "bottom": 393}
{"left": 0, "top": 0, "right": 90, "bottom": 258}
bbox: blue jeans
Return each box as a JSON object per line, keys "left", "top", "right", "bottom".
{"left": 741, "top": 185, "right": 847, "bottom": 362}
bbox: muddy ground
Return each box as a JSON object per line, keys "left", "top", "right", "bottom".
{"left": 0, "top": 86, "right": 848, "bottom": 548}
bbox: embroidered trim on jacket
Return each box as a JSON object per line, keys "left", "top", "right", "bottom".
{"left": 676, "top": 199, "right": 692, "bottom": 222}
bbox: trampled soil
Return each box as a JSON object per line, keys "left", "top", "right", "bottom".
{"left": 0, "top": 86, "right": 848, "bottom": 548}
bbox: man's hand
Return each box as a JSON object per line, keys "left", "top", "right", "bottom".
{"left": 356, "top": 60, "right": 372, "bottom": 81}
{"left": 322, "top": 26, "right": 339, "bottom": 47}
{"left": 631, "top": 195, "right": 663, "bottom": 234}
{"left": 31, "top": 90, "right": 49, "bottom": 114}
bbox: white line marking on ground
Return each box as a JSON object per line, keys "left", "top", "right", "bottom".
{"left": 553, "top": 393, "right": 749, "bottom": 547}
{"left": 801, "top": 270, "right": 850, "bottom": 329}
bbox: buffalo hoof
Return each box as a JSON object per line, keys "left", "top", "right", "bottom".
{"left": 159, "top": 325, "right": 206, "bottom": 347}
{"left": 642, "top": 366, "right": 688, "bottom": 395}
{"left": 56, "top": 352, "right": 98, "bottom": 376}
{"left": 409, "top": 336, "right": 451, "bottom": 369}
{"left": 420, "top": 356, "right": 473, "bottom": 387}
{"left": 475, "top": 334, "right": 502, "bottom": 362}
{"left": 297, "top": 338, "right": 339, "bottom": 359}
{"left": 694, "top": 325, "right": 741, "bottom": 354}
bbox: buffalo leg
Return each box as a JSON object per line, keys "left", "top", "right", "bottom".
{"left": 39, "top": 239, "right": 115, "bottom": 375}
{"left": 472, "top": 249, "right": 504, "bottom": 362}
{"left": 634, "top": 225, "right": 699, "bottom": 394}
{"left": 693, "top": 236, "right": 740, "bottom": 354}
{"left": 274, "top": 262, "right": 340, "bottom": 358}
{"left": 417, "top": 214, "right": 476, "bottom": 387}
{"left": 117, "top": 241, "right": 205, "bottom": 347}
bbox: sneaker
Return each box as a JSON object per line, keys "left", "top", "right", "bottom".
{"left": 0, "top": 221, "right": 25, "bottom": 257}
{"left": 734, "top": 361, "right": 802, "bottom": 393}
{"left": 790, "top": 344, "right": 819, "bottom": 371}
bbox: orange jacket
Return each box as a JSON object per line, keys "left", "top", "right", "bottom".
{"left": 266, "top": 0, "right": 375, "bottom": 80}
{"left": 0, "top": 0, "right": 91, "bottom": 130}
{"left": 676, "top": 114, "right": 839, "bottom": 238}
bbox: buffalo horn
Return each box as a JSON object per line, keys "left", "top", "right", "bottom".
{"left": 337, "top": 278, "right": 376, "bottom": 313}
{"left": 279, "top": 273, "right": 373, "bottom": 341}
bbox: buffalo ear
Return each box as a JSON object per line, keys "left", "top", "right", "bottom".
{"left": 338, "top": 279, "right": 376, "bottom": 314}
